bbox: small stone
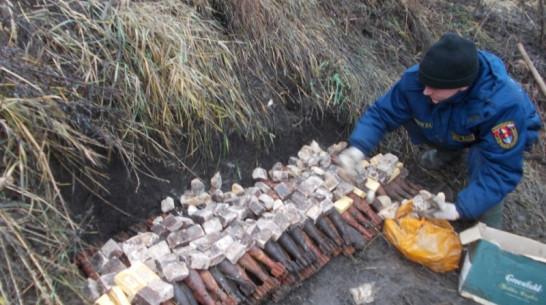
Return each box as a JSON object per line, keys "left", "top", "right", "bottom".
{"left": 228, "top": 205, "right": 249, "bottom": 220}
{"left": 306, "top": 204, "right": 323, "bottom": 223}
{"left": 273, "top": 212, "right": 291, "bottom": 232}
{"left": 98, "top": 256, "right": 127, "bottom": 275}
{"left": 231, "top": 183, "right": 245, "bottom": 196}
{"left": 272, "top": 199, "right": 284, "bottom": 211}
{"left": 190, "top": 178, "right": 205, "bottom": 195}
{"left": 256, "top": 218, "right": 283, "bottom": 240}
{"left": 191, "top": 209, "right": 213, "bottom": 224}
{"left": 150, "top": 224, "right": 170, "bottom": 239}
{"left": 138, "top": 232, "right": 161, "bottom": 247}
{"left": 185, "top": 251, "right": 210, "bottom": 270}
{"left": 253, "top": 228, "right": 273, "bottom": 248}
{"left": 161, "top": 196, "right": 175, "bottom": 213}
{"left": 187, "top": 205, "right": 198, "bottom": 216}
{"left": 101, "top": 239, "right": 123, "bottom": 259}
{"left": 311, "top": 166, "right": 325, "bottom": 176}
{"left": 147, "top": 241, "right": 171, "bottom": 262}
{"left": 180, "top": 193, "right": 201, "bottom": 206}
{"left": 210, "top": 172, "right": 222, "bottom": 190}
{"left": 328, "top": 141, "right": 348, "bottom": 156}
{"left": 333, "top": 181, "right": 355, "bottom": 200}
{"left": 269, "top": 170, "right": 289, "bottom": 182}
{"left": 166, "top": 225, "right": 205, "bottom": 248}
{"left": 214, "top": 235, "right": 235, "bottom": 252}
{"left": 202, "top": 218, "right": 223, "bottom": 235}
{"left": 206, "top": 246, "right": 225, "bottom": 266}
{"left": 132, "top": 286, "right": 160, "bottom": 305}
{"left": 98, "top": 272, "right": 116, "bottom": 292}
{"left": 162, "top": 214, "right": 185, "bottom": 232}
{"left": 210, "top": 188, "right": 224, "bottom": 202}
{"left": 216, "top": 208, "right": 237, "bottom": 228}
{"left": 252, "top": 167, "right": 269, "bottom": 181}
{"left": 279, "top": 203, "right": 303, "bottom": 226}
{"left": 319, "top": 198, "right": 335, "bottom": 215}
{"left": 286, "top": 164, "right": 302, "bottom": 177}
{"left": 90, "top": 251, "right": 108, "bottom": 272}
{"left": 323, "top": 173, "right": 341, "bottom": 191}
{"left": 149, "top": 279, "right": 174, "bottom": 303}
{"left": 83, "top": 278, "right": 100, "bottom": 302}
{"left": 224, "top": 241, "right": 247, "bottom": 264}
{"left": 247, "top": 196, "right": 266, "bottom": 217}
{"left": 258, "top": 193, "right": 275, "bottom": 210}
{"left": 291, "top": 191, "right": 314, "bottom": 212}
{"left": 274, "top": 182, "right": 293, "bottom": 200}
{"left": 254, "top": 182, "right": 272, "bottom": 194}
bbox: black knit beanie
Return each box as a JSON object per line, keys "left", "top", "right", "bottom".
{"left": 418, "top": 33, "right": 479, "bottom": 89}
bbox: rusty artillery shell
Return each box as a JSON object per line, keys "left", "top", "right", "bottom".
{"left": 179, "top": 282, "right": 200, "bottom": 305}
{"left": 323, "top": 216, "right": 355, "bottom": 256}
{"left": 347, "top": 206, "right": 373, "bottom": 227}
{"left": 239, "top": 253, "right": 280, "bottom": 291}
{"left": 341, "top": 211, "right": 374, "bottom": 240}
{"left": 75, "top": 251, "right": 99, "bottom": 281}
{"left": 247, "top": 245, "right": 287, "bottom": 279}
{"left": 235, "top": 263, "right": 268, "bottom": 302}
{"left": 184, "top": 269, "right": 218, "bottom": 305}
{"left": 349, "top": 193, "right": 383, "bottom": 229}
{"left": 128, "top": 222, "right": 149, "bottom": 235}
{"left": 277, "top": 233, "right": 310, "bottom": 268}
{"left": 302, "top": 220, "right": 336, "bottom": 255}
{"left": 316, "top": 216, "right": 343, "bottom": 247}
{"left": 289, "top": 227, "right": 317, "bottom": 262}
{"left": 173, "top": 283, "right": 193, "bottom": 305}
{"left": 199, "top": 269, "right": 238, "bottom": 305}
{"left": 327, "top": 211, "right": 352, "bottom": 245}
{"left": 209, "top": 266, "right": 245, "bottom": 303}
{"left": 217, "top": 260, "right": 256, "bottom": 296}
{"left": 300, "top": 230, "right": 330, "bottom": 268}
{"left": 264, "top": 240, "right": 299, "bottom": 273}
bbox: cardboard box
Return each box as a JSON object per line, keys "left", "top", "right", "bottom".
{"left": 458, "top": 223, "right": 546, "bottom": 305}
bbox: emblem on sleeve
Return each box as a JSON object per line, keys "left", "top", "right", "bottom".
{"left": 492, "top": 121, "right": 518, "bottom": 149}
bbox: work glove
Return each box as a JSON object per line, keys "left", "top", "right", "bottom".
{"left": 337, "top": 147, "right": 365, "bottom": 177}
{"left": 419, "top": 192, "right": 460, "bottom": 221}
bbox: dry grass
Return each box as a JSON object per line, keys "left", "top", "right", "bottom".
{"left": 0, "top": 0, "right": 544, "bottom": 304}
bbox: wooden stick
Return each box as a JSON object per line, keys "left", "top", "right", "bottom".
{"left": 517, "top": 42, "right": 546, "bottom": 99}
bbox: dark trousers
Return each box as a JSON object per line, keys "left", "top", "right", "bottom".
{"left": 403, "top": 120, "right": 504, "bottom": 228}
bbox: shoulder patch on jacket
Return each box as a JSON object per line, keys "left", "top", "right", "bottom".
{"left": 492, "top": 121, "right": 518, "bottom": 149}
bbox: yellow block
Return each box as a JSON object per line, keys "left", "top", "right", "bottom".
{"left": 114, "top": 261, "right": 159, "bottom": 300}
{"left": 359, "top": 159, "right": 370, "bottom": 168}
{"left": 369, "top": 153, "right": 383, "bottom": 165}
{"left": 352, "top": 187, "right": 366, "bottom": 198}
{"left": 334, "top": 196, "right": 354, "bottom": 214}
{"left": 108, "top": 286, "right": 131, "bottom": 305}
{"left": 387, "top": 167, "right": 400, "bottom": 184}
{"left": 365, "top": 178, "right": 380, "bottom": 192}
{"left": 94, "top": 294, "right": 115, "bottom": 305}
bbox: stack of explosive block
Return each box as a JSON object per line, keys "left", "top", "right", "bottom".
{"left": 78, "top": 141, "right": 420, "bottom": 305}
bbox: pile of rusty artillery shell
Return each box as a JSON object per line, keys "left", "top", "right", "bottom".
{"left": 78, "top": 141, "right": 421, "bottom": 305}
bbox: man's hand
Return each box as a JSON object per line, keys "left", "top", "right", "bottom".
{"left": 420, "top": 194, "right": 460, "bottom": 220}
{"left": 337, "top": 147, "right": 365, "bottom": 176}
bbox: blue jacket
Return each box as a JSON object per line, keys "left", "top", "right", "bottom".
{"left": 349, "top": 50, "right": 542, "bottom": 219}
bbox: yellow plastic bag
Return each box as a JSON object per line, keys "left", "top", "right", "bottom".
{"left": 383, "top": 201, "right": 462, "bottom": 273}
